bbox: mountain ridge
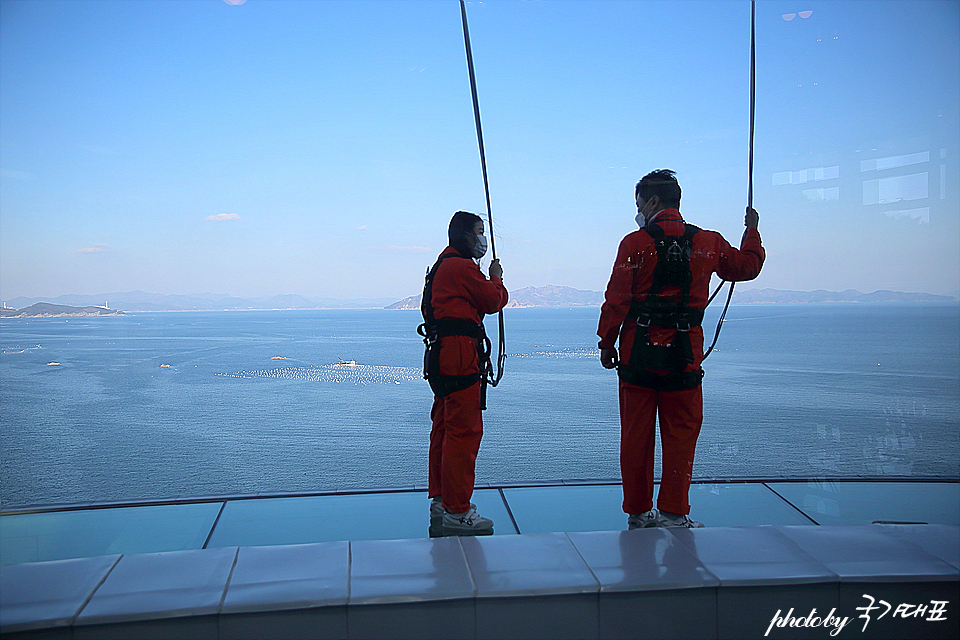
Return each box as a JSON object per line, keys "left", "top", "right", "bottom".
{"left": 4, "top": 287, "right": 956, "bottom": 314}
{"left": 0, "top": 302, "right": 125, "bottom": 319}
{"left": 386, "top": 286, "right": 958, "bottom": 309}
{"left": 4, "top": 291, "right": 396, "bottom": 312}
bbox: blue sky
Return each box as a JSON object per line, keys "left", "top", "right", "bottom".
{"left": 1, "top": 0, "right": 958, "bottom": 302}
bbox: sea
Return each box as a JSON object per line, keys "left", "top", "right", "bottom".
{"left": 1, "top": 304, "right": 958, "bottom": 509}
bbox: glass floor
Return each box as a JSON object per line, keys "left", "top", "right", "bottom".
{"left": 2, "top": 480, "right": 958, "bottom": 566}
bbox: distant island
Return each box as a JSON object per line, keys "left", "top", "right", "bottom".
{"left": 3, "top": 288, "right": 955, "bottom": 315}
{"left": 729, "top": 288, "right": 957, "bottom": 304}
{"left": 0, "top": 303, "right": 125, "bottom": 319}
{"left": 3, "top": 291, "right": 396, "bottom": 312}
{"left": 386, "top": 285, "right": 604, "bottom": 310}
{"left": 385, "top": 286, "right": 957, "bottom": 309}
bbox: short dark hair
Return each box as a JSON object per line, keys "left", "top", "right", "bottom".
{"left": 635, "top": 169, "right": 681, "bottom": 209}
{"left": 448, "top": 210, "right": 483, "bottom": 256}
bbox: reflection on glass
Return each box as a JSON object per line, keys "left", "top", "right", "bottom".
{"left": 766, "top": 481, "right": 960, "bottom": 526}
{"left": 0, "top": 1, "right": 956, "bottom": 513}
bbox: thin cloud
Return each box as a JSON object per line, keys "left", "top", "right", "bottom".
{"left": 205, "top": 213, "right": 241, "bottom": 221}
{"left": 76, "top": 244, "right": 108, "bottom": 254}
{"left": 357, "top": 225, "right": 367, "bottom": 230}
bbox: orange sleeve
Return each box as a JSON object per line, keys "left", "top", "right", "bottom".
{"left": 432, "top": 255, "right": 508, "bottom": 322}
{"left": 597, "top": 234, "right": 639, "bottom": 349}
{"left": 466, "top": 269, "right": 509, "bottom": 316}
{"left": 715, "top": 228, "right": 765, "bottom": 283}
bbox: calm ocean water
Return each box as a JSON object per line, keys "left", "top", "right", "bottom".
{"left": 1, "top": 304, "right": 958, "bottom": 508}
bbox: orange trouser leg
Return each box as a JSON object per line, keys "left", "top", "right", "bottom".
{"left": 619, "top": 381, "right": 703, "bottom": 515}
{"left": 619, "top": 380, "right": 658, "bottom": 515}
{"left": 656, "top": 385, "right": 703, "bottom": 515}
{"left": 427, "top": 382, "right": 483, "bottom": 513}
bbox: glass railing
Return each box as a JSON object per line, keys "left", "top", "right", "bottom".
{"left": 1, "top": 1, "right": 957, "bottom": 511}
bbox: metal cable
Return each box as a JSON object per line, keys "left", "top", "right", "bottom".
{"left": 460, "top": 0, "right": 505, "bottom": 385}
{"left": 704, "top": 0, "right": 755, "bottom": 361}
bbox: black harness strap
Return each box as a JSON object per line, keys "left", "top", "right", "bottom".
{"left": 619, "top": 222, "right": 704, "bottom": 391}
{"left": 418, "top": 253, "right": 492, "bottom": 406}
{"left": 618, "top": 367, "right": 704, "bottom": 391}
{"left": 435, "top": 319, "right": 481, "bottom": 339}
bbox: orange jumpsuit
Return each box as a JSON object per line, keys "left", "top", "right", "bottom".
{"left": 427, "top": 247, "right": 508, "bottom": 514}
{"left": 598, "top": 210, "right": 764, "bottom": 515}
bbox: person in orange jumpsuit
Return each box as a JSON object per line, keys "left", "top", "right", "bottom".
{"left": 598, "top": 170, "right": 765, "bottom": 529}
{"left": 422, "top": 211, "right": 507, "bottom": 534}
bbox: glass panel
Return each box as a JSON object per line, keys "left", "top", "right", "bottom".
{"left": 766, "top": 481, "right": 960, "bottom": 525}
{"left": 0, "top": 1, "right": 956, "bottom": 515}
{"left": 687, "top": 483, "right": 817, "bottom": 527}
{"left": 505, "top": 483, "right": 817, "bottom": 534}
{"left": 472, "top": 488, "right": 518, "bottom": 535}
{"left": 504, "top": 485, "right": 626, "bottom": 534}
{"left": 0, "top": 503, "right": 221, "bottom": 565}
{"left": 207, "top": 489, "right": 514, "bottom": 548}
{"left": 208, "top": 494, "right": 427, "bottom": 548}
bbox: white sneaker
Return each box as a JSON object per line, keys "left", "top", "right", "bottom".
{"left": 627, "top": 509, "right": 660, "bottom": 530}
{"left": 658, "top": 513, "right": 704, "bottom": 528}
{"left": 430, "top": 497, "right": 475, "bottom": 520}
{"left": 442, "top": 507, "right": 493, "bottom": 534}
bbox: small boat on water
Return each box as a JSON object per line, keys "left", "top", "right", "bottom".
{"left": 271, "top": 356, "right": 287, "bottom": 360}
{"left": 335, "top": 359, "right": 357, "bottom": 367}
{"left": 46, "top": 362, "right": 60, "bottom": 366}
{"left": 160, "top": 364, "right": 171, "bottom": 368}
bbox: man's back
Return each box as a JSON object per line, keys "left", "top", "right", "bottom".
{"left": 598, "top": 208, "right": 764, "bottom": 370}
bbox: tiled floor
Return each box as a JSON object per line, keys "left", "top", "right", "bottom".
{"left": 2, "top": 522, "right": 957, "bottom": 639}
{"left": 2, "top": 482, "right": 958, "bottom": 639}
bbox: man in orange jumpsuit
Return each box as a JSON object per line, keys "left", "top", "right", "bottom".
{"left": 598, "top": 170, "right": 765, "bottom": 528}
{"left": 422, "top": 211, "right": 508, "bottom": 534}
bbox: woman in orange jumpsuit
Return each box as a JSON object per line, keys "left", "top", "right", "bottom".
{"left": 423, "top": 211, "right": 507, "bottom": 533}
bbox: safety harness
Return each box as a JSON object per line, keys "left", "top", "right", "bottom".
{"left": 418, "top": 252, "right": 494, "bottom": 408}
{"left": 618, "top": 222, "right": 705, "bottom": 391}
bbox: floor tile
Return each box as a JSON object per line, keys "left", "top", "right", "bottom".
{"left": 568, "top": 529, "right": 719, "bottom": 592}
{"left": 350, "top": 536, "right": 474, "bottom": 604}
{"left": 75, "top": 547, "right": 237, "bottom": 626}
{"left": 668, "top": 526, "right": 836, "bottom": 586}
{"left": 221, "top": 541, "right": 349, "bottom": 613}
{"left": 775, "top": 524, "right": 958, "bottom": 581}
{"left": 876, "top": 523, "right": 960, "bottom": 569}
{"left": 0, "top": 555, "right": 120, "bottom": 633}
{"left": 460, "top": 532, "right": 598, "bottom": 597}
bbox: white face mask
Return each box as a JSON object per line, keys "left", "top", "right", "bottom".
{"left": 472, "top": 233, "right": 488, "bottom": 259}
{"left": 636, "top": 198, "right": 661, "bottom": 229}
{"left": 635, "top": 196, "right": 650, "bottom": 228}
